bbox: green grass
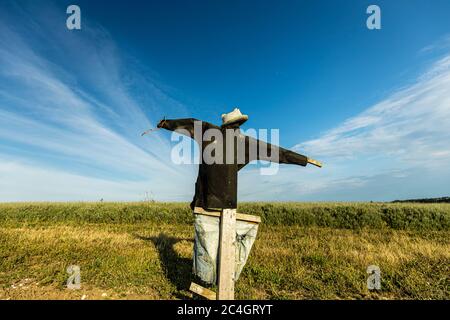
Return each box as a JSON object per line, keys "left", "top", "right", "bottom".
{"left": 0, "top": 202, "right": 449, "bottom": 300}
{"left": 1, "top": 202, "right": 448, "bottom": 230}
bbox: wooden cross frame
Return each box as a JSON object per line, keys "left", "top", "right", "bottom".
{"left": 190, "top": 207, "right": 261, "bottom": 300}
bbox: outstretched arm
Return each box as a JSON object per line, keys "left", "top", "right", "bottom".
{"left": 156, "top": 118, "right": 221, "bottom": 139}
{"left": 238, "top": 136, "right": 322, "bottom": 170}
{"left": 157, "top": 118, "right": 198, "bottom": 137}
{"left": 269, "top": 141, "right": 323, "bottom": 167}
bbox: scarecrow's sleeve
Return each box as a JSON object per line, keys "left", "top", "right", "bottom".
{"left": 157, "top": 118, "right": 215, "bottom": 138}
{"left": 238, "top": 136, "right": 308, "bottom": 170}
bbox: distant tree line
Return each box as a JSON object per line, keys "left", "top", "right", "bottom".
{"left": 392, "top": 197, "right": 450, "bottom": 203}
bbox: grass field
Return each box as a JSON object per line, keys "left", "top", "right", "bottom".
{"left": 0, "top": 202, "right": 449, "bottom": 300}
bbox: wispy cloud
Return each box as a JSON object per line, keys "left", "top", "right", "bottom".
{"left": 294, "top": 54, "right": 450, "bottom": 165}
{"left": 239, "top": 52, "right": 450, "bottom": 201}
{"left": 0, "top": 1, "right": 194, "bottom": 201}
{"left": 420, "top": 34, "right": 450, "bottom": 54}
{"left": 1, "top": 1, "right": 449, "bottom": 202}
{"left": 0, "top": 157, "right": 192, "bottom": 201}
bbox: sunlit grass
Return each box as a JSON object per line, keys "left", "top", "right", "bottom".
{"left": 0, "top": 202, "right": 448, "bottom": 299}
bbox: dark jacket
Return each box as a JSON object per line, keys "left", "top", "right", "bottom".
{"left": 159, "top": 118, "right": 308, "bottom": 210}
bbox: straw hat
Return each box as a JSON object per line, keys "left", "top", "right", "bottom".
{"left": 221, "top": 108, "right": 248, "bottom": 126}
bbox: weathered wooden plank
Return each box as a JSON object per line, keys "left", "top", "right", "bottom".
{"left": 307, "top": 157, "right": 323, "bottom": 168}
{"left": 217, "top": 208, "right": 236, "bottom": 300}
{"left": 189, "top": 282, "right": 217, "bottom": 300}
{"left": 194, "top": 207, "right": 261, "bottom": 224}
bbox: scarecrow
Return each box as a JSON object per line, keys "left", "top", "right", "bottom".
{"left": 154, "top": 108, "right": 322, "bottom": 287}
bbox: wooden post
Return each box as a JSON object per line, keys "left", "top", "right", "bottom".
{"left": 193, "top": 207, "right": 261, "bottom": 224}
{"left": 217, "top": 208, "right": 236, "bottom": 300}
{"left": 190, "top": 207, "right": 260, "bottom": 300}
{"left": 189, "top": 282, "right": 217, "bottom": 300}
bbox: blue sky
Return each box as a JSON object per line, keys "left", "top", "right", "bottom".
{"left": 0, "top": 0, "right": 450, "bottom": 201}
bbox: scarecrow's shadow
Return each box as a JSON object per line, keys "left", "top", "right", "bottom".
{"left": 133, "top": 233, "right": 193, "bottom": 299}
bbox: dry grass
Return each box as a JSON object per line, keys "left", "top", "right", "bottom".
{"left": 0, "top": 202, "right": 448, "bottom": 300}
{"left": 241, "top": 225, "right": 449, "bottom": 299}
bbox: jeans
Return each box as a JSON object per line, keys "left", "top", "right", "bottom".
{"left": 192, "top": 213, "right": 259, "bottom": 284}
